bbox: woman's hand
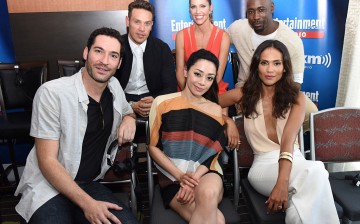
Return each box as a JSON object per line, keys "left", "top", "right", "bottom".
{"left": 179, "top": 173, "right": 199, "bottom": 188}
{"left": 265, "top": 180, "right": 289, "bottom": 214}
{"left": 176, "top": 184, "right": 195, "bottom": 205}
{"left": 224, "top": 117, "right": 240, "bottom": 150}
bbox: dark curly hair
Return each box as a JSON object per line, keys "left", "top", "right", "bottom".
{"left": 186, "top": 49, "right": 219, "bottom": 104}
{"left": 240, "top": 40, "right": 299, "bottom": 119}
{"left": 87, "top": 27, "right": 124, "bottom": 58}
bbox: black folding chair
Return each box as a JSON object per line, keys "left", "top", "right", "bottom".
{"left": 0, "top": 61, "right": 48, "bottom": 184}
{"left": 57, "top": 59, "right": 84, "bottom": 77}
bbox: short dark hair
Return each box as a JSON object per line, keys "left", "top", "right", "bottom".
{"left": 186, "top": 49, "right": 219, "bottom": 103}
{"left": 87, "top": 27, "right": 125, "bottom": 58}
{"left": 128, "top": 0, "right": 155, "bottom": 21}
{"left": 186, "top": 49, "right": 219, "bottom": 71}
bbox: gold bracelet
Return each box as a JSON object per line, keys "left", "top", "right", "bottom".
{"left": 279, "top": 157, "right": 293, "bottom": 163}
{"left": 280, "top": 152, "right": 293, "bottom": 159}
{"left": 279, "top": 154, "right": 293, "bottom": 160}
{"left": 278, "top": 155, "right": 293, "bottom": 163}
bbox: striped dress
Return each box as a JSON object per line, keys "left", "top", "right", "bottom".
{"left": 149, "top": 92, "right": 226, "bottom": 188}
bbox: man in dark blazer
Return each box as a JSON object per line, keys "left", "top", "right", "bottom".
{"left": 115, "top": 0, "right": 176, "bottom": 118}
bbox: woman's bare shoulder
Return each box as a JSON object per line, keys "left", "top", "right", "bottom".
{"left": 204, "top": 101, "right": 222, "bottom": 117}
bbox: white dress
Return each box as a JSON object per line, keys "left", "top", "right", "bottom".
{"left": 244, "top": 100, "right": 339, "bottom": 224}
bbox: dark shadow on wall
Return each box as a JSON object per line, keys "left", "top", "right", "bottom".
{"left": 9, "top": 10, "right": 127, "bottom": 81}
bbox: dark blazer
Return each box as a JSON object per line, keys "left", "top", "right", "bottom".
{"left": 115, "top": 34, "right": 177, "bottom": 99}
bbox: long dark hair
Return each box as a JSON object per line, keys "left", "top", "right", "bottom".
{"left": 240, "top": 40, "right": 299, "bottom": 118}
{"left": 186, "top": 49, "right": 219, "bottom": 104}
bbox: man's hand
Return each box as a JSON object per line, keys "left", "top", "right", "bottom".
{"left": 117, "top": 115, "right": 136, "bottom": 145}
{"left": 132, "top": 96, "right": 154, "bottom": 117}
{"left": 83, "top": 199, "right": 123, "bottom": 224}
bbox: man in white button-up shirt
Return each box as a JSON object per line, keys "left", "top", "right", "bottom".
{"left": 15, "top": 27, "right": 139, "bottom": 224}
{"left": 115, "top": 1, "right": 177, "bottom": 118}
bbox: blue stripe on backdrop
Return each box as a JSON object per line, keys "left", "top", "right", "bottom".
{"left": 0, "top": 0, "right": 15, "bottom": 63}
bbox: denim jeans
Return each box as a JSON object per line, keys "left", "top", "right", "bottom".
{"left": 25, "top": 181, "right": 139, "bottom": 224}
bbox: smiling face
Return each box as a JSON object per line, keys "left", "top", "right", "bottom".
{"left": 246, "top": 0, "right": 274, "bottom": 34}
{"left": 126, "top": 8, "right": 153, "bottom": 45}
{"left": 258, "top": 47, "right": 284, "bottom": 87}
{"left": 83, "top": 35, "right": 121, "bottom": 83}
{"left": 189, "top": 0, "right": 213, "bottom": 25}
{"left": 185, "top": 59, "right": 216, "bottom": 97}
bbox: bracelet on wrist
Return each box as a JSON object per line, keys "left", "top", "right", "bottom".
{"left": 279, "top": 151, "right": 293, "bottom": 158}
{"left": 278, "top": 155, "right": 293, "bottom": 163}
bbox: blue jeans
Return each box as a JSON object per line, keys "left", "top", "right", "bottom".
{"left": 25, "top": 181, "right": 139, "bottom": 224}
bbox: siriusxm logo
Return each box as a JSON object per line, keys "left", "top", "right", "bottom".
{"left": 304, "top": 53, "right": 332, "bottom": 68}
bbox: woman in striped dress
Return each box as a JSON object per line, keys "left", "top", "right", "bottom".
{"left": 149, "top": 49, "right": 227, "bottom": 224}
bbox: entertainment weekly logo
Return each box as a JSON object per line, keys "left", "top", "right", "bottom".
{"left": 275, "top": 17, "right": 326, "bottom": 39}
{"left": 170, "top": 19, "right": 228, "bottom": 40}
{"left": 303, "top": 91, "right": 319, "bottom": 106}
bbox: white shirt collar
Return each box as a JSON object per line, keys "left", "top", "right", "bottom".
{"left": 128, "top": 36, "right": 147, "bottom": 53}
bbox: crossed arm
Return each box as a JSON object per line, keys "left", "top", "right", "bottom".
{"left": 148, "top": 145, "right": 206, "bottom": 204}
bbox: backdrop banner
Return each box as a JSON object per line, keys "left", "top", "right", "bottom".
{"left": 0, "top": 0, "right": 15, "bottom": 63}
{"left": 273, "top": 0, "right": 349, "bottom": 109}
{"left": 149, "top": 0, "right": 348, "bottom": 110}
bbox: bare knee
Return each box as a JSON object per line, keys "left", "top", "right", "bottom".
{"left": 217, "top": 209, "right": 225, "bottom": 224}
{"left": 195, "top": 186, "right": 222, "bottom": 205}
